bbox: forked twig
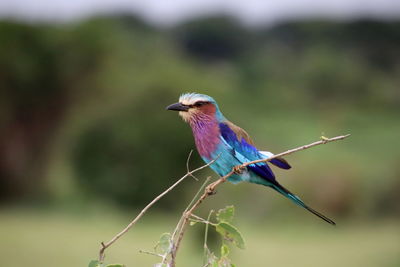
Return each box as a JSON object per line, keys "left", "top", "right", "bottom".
{"left": 98, "top": 153, "right": 218, "bottom": 262}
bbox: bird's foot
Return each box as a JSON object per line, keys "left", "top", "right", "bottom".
{"left": 233, "top": 165, "right": 244, "bottom": 174}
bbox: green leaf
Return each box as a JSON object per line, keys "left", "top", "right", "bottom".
{"left": 215, "top": 222, "right": 245, "bottom": 249}
{"left": 216, "top": 205, "right": 234, "bottom": 223}
{"left": 189, "top": 221, "right": 197, "bottom": 226}
{"left": 220, "top": 244, "right": 230, "bottom": 257}
{"left": 157, "top": 233, "right": 172, "bottom": 254}
{"left": 88, "top": 260, "right": 101, "bottom": 267}
{"left": 105, "top": 265, "right": 124, "bottom": 267}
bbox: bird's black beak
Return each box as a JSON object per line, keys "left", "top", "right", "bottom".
{"left": 166, "top": 102, "right": 189, "bottom": 111}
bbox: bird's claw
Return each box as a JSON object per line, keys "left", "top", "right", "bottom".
{"left": 233, "top": 165, "right": 244, "bottom": 174}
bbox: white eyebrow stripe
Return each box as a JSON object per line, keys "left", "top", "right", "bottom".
{"left": 179, "top": 95, "right": 209, "bottom": 106}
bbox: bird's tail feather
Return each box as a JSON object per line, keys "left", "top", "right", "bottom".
{"left": 271, "top": 182, "right": 336, "bottom": 225}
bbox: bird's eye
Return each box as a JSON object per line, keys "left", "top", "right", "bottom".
{"left": 194, "top": 101, "right": 208, "bottom": 107}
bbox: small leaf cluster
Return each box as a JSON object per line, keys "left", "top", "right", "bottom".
{"left": 214, "top": 205, "right": 245, "bottom": 250}
{"left": 90, "top": 206, "right": 244, "bottom": 266}
{"left": 190, "top": 205, "right": 245, "bottom": 267}
{"left": 153, "top": 233, "right": 173, "bottom": 266}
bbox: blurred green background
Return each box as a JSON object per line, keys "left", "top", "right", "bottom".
{"left": 0, "top": 12, "right": 399, "bottom": 267}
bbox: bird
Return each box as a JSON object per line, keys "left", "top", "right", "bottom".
{"left": 166, "top": 93, "right": 335, "bottom": 225}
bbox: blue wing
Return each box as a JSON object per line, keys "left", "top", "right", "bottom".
{"left": 219, "top": 122, "right": 276, "bottom": 182}
{"left": 218, "top": 122, "right": 335, "bottom": 225}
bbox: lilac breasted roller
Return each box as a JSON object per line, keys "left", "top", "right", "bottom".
{"left": 167, "top": 93, "right": 335, "bottom": 225}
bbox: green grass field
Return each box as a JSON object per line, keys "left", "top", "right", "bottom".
{"left": 2, "top": 111, "right": 399, "bottom": 267}
{"left": 0, "top": 208, "right": 399, "bottom": 267}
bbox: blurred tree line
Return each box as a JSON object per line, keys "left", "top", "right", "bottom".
{"left": 0, "top": 15, "right": 399, "bottom": 219}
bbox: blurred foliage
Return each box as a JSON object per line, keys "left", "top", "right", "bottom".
{"left": 0, "top": 15, "right": 399, "bottom": 221}
{"left": 174, "top": 16, "right": 251, "bottom": 61}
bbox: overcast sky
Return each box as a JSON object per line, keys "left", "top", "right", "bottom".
{"left": 0, "top": 0, "right": 399, "bottom": 25}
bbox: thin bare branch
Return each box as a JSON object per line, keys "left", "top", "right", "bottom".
{"left": 167, "top": 176, "right": 212, "bottom": 265}
{"left": 138, "top": 250, "right": 163, "bottom": 258}
{"left": 243, "top": 134, "right": 351, "bottom": 167}
{"left": 189, "top": 214, "right": 214, "bottom": 226}
{"left": 203, "top": 210, "right": 214, "bottom": 266}
{"left": 186, "top": 150, "right": 198, "bottom": 181}
{"left": 190, "top": 214, "right": 208, "bottom": 222}
{"left": 98, "top": 153, "right": 217, "bottom": 262}
{"left": 169, "top": 134, "right": 350, "bottom": 265}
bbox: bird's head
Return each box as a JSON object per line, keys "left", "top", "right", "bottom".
{"left": 166, "top": 93, "right": 225, "bottom": 123}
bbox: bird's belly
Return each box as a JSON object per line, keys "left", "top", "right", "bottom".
{"left": 201, "top": 143, "right": 250, "bottom": 184}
